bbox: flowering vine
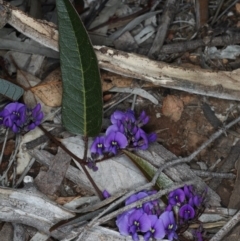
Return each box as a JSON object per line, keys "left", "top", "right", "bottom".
{"left": 89, "top": 110, "right": 156, "bottom": 166}
{"left": 0, "top": 102, "right": 44, "bottom": 133}
{"left": 116, "top": 185, "right": 206, "bottom": 241}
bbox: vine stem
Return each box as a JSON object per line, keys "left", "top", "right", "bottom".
{"left": 39, "top": 125, "right": 103, "bottom": 200}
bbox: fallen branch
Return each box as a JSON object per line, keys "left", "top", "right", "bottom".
{"left": 1, "top": 2, "right": 240, "bottom": 100}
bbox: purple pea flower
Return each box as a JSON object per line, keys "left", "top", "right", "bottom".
{"left": 128, "top": 210, "right": 151, "bottom": 241}
{"left": 189, "top": 195, "right": 203, "bottom": 208}
{"left": 168, "top": 188, "right": 185, "bottom": 206}
{"left": 104, "top": 131, "right": 128, "bottom": 154}
{"left": 147, "top": 133, "right": 157, "bottom": 143}
{"left": 86, "top": 158, "right": 98, "bottom": 171}
{"left": 27, "top": 103, "right": 44, "bottom": 130}
{"left": 133, "top": 128, "right": 149, "bottom": 150}
{"left": 116, "top": 210, "right": 134, "bottom": 236}
{"left": 110, "top": 110, "right": 125, "bottom": 124}
{"left": 90, "top": 136, "right": 105, "bottom": 156}
{"left": 102, "top": 189, "right": 111, "bottom": 199}
{"left": 183, "top": 185, "right": 193, "bottom": 200}
{"left": 125, "top": 191, "right": 154, "bottom": 213}
{"left": 117, "top": 210, "right": 151, "bottom": 241}
{"left": 159, "top": 211, "right": 178, "bottom": 241}
{"left": 179, "top": 204, "right": 195, "bottom": 221}
{"left": 111, "top": 110, "right": 135, "bottom": 124}
{"left": 137, "top": 111, "right": 149, "bottom": 126}
{"left": 143, "top": 215, "right": 165, "bottom": 241}
{"left": 106, "top": 124, "right": 124, "bottom": 135}
{"left": 2, "top": 102, "right": 27, "bottom": 133}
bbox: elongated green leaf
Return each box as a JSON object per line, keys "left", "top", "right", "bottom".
{"left": 123, "top": 150, "right": 173, "bottom": 189}
{"left": 0, "top": 78, "right": 24, "bottom": 100}
{"left": 56, "top": 0, "right": 102, "bottom": 136}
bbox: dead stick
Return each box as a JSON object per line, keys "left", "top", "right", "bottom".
{"left": 159, "top": 32, "right": 240, "bottom": 54}
{"left": 209, "top": 209, "right": 240, "bottom": 241}
{"left": 148, "top": 0, "right": 177, "bottom": 58}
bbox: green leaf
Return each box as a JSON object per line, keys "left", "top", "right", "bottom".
{"left": 56, "top": 0, "right": 103, "bottom": 136}
{"left": 0, "top": 78, "right": 24, "bottom": 101}
{"left": 123, "top": 150, "right": 173, "bottom": 189}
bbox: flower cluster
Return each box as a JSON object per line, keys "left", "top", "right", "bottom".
{"left": 0, "top": 102, "right": 43, "bottom": 133}
{"left": 90, "top": 110, "right": 157, "bottom": 156}
{"left": 116, "top": 185, "right": 205, "bottom": 241}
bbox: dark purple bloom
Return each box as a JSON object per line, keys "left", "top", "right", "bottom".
{"left": 137, "top": 111, "right": 149, "bottom": 126}
{"left": 90, "top": 136, "right": 105, "bottom": 155}
{"left": 165, "top": 204, "right": 173, "bottom": 212}
{"left": 179, "top": 204, "right": 195, "bottom": 221}
{"left": 168, "top": 188, "right": 185, "bottom": 206}
{"left": 111, "top": 110, "right": 135, "bottom": 124}
{"left": 116, "top": 210, "right": 133, "bottom": 236}
{"left": 159, "top": 211, "right": 178, "bottom": 240}
{"left": 128, "top": 210, "right": 151, "bottom": 241}
{"left": 133, "top": 129, "right": 149, "bottom": 150}
{"left": 2, "top": 102, "right": 26, "bottom": 133}
{"left": 27, "top": 103, "right": 44, "bottom": 130}
{"left": 195, "top": 231, "right": 203, "bottom": 241}
{"left": 110, "top": 110, "right": 125, "bottom": 124}
{"left": 102, "top": 189, "right": 111, "bottom": 199}
{"left": 125, "top": 191, "right": 155, "bottom": 214}
{"left": 189, "top": 195, "right": 203, "bottom": 208}
{"left": 194, "top": 227, "right": 204, "bottom": 241}
{"left": 143, "top": 215, "right": 165, "bottom": 241}
{"left": 183, "top": 185, "right": 193, "bottom": 200}
{"left": 147, "top": 133, "right": 157, "bottom": 143}
{"left": 104, "top": 131, "right": 128, "bottom": 154}
{"left": 106, "top": 124, "right": 123, "bottom": 135}
{"left": 86, "top": 158, "right": 98, "bottom": 171}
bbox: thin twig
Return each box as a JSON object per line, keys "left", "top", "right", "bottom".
{"left": 0, "top": 128, "right": 9, "bottom": 166}
{"left": 13, "top": 157, "right": 36, "bottom": 188}
{"left": 192, "top": 169, "right": 236, "bottom": 179}
{"left": 0, "top": 134, "right": 21, "bottom": 184}
{"left": 209, "top": 209, "right": 240, "bottom": 241}
{"left": 148, "top": 0, "right": 177, "bottom": 58}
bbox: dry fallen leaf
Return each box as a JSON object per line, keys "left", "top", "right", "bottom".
{"left": 162, "top": 95, "right": 184, "bottom": 122}
{"left": 31, "top": 68, "right": 62, "bottom": 107}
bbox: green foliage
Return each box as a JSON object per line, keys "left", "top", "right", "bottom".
{"left": 56, "top": 0, "right": 103, "bottom": 136}
{"left": 123, "top": 150, "right": 173, "bottom": 189}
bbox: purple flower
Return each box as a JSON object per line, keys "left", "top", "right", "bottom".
{"left": 147, "top": 133, "right": 157, "bottom": 143}
{"left": 189, "top": 195, "right": 203, "bottom": 208}
{"left": 116, "top": 210, "right": 134, "bottom": 236}
{"left": 168, "top": 188, "right": 185, "bottom": 206}
{"left": 27, "top": 103, "right": 44, "bottom": 130}
{"left": 111, "top": 110, "right": 135, "bottom": 124}
{"left": 125, "top": 191, "right": 157, "bottom": 214}
{"left": 86, "top": 158, "right": 98, "bottom": 171}
{"left": 128, "top": 210, "right": 151, "bottom": 241}
{"left": 137, "top": 111, "right": 149, "bottom": 126}
{"left": 102, "top": 189, "right": 111, "bottom": 199}
{"left": 90, "top": 136, "right": 105, "bottom": 156}
{"left": 159, "top": 211, "right": 178, "bottom": 240}
{"left": 183, "top": 185, "right": 193, "bottom": 200}
{"left": 133, "top": 129, "right": 149, "bottom": 150}
{"left": 104, "top": 131, "right": 128, "bottom": 154}
{"left": 106, "top": 124, "right": 124, "bottom": 135}
{"left": 179, "top": 204, "right": 195, "bottom": 221}
{"left": 116, "top": 209, "right": 151, "bottom": 241}
{"left": 143, "top": 215, "right": 165, "bottom": 241}
{"left": 2, "top": 102, "right": 26, "bottom": 133}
